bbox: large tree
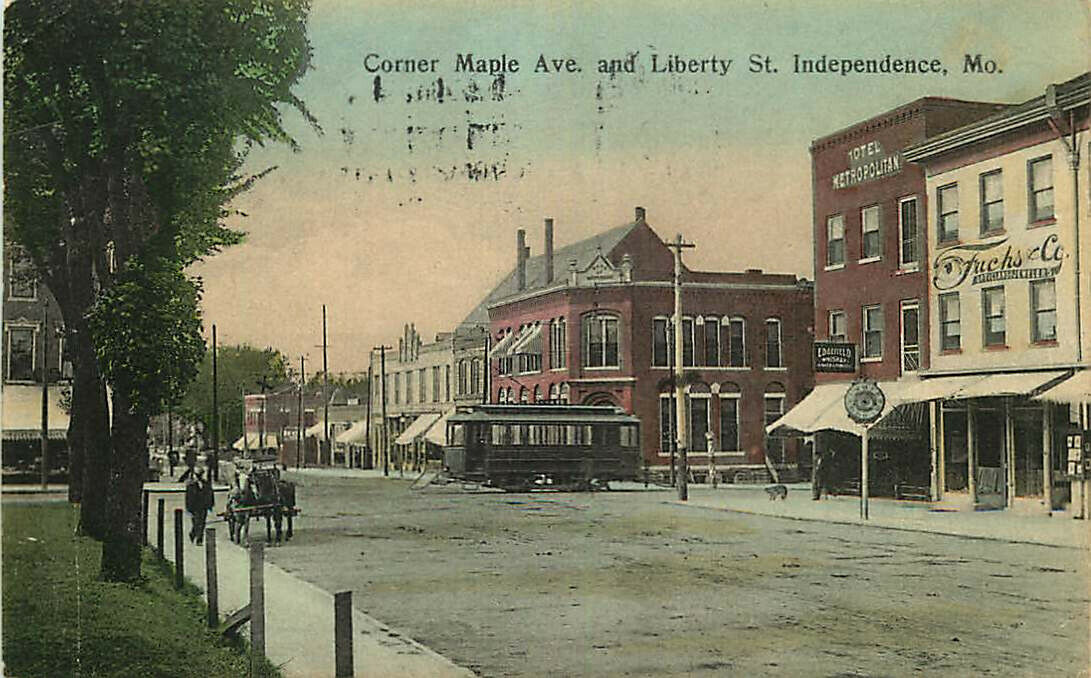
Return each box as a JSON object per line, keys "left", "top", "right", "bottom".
{"left": 4, "top": 0, "right": 316, "bottom": 580}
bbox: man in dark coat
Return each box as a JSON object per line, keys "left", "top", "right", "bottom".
{"left": 185, "top": 470, "right": 215, "bottom": 544}
{"left": 812, "top": 448, "right": 827, "bottom": 500}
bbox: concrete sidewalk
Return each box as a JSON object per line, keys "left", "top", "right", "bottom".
{"left": 146, "top": 491, "right": 473, "bottom": 678}
{"left": 673, "top": 482, "right": 1091, "bottom": 550}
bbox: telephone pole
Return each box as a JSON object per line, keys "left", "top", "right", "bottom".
{"left": 322, "top": 305, "right": 330, "bottom": 466}
{"left": 297, "top": 355, "right": 306, "bottom": 469}
{"left": 373, "top": 345, "right": 391, "bottom": 476}
{"left": 668, "top": 233, "right": 695, "bottom": 502}
{"left": 40, "top": 300, "right": 49, "bottom": 489}
{"left": 211, "top": 324, "right": 219, "bottom": 482}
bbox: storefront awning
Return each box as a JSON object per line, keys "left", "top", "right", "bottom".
{"left": 488, "top": 331, "right": 517, "bottom": 358}
{"left": 1035, "top": 370, "right": 1091, "bottom": 405}
{"left": 767, "top": 380, "right": 914, "bottom": 437}
{"left": 304, "top": 421, "right": 327, "bottom": 438}
{"left": 892, "top": 374, "right": 987, "bottom": 403}
{"left": 336, "top": 420, "right": 368, "bottom": 445}
{"left": 2, "top": 385, "right": 70, "bottom": 440}
{"left": 424, "top": 409, "right": 456, "bottom": 446}
{"left": 953, "top": 370, "right": 1070, "bottom": 400}
{"left": 394, "top": 412, "right": 440, "bottom": 445}
{"left": 232, "top": 433, "right": 279, "bottom": 451}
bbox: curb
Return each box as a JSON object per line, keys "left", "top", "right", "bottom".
{"left": 669, "top": 500, "right": 1086, "bottom": 551}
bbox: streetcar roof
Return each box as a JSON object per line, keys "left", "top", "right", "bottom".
{"left": 448, "top": 404, "right": 640, "bottom": 425}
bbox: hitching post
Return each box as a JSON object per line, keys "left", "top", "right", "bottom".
{"left": 141, "top": 490, "right": 149, "bottom": 546}
{"left": 334, "top": 591, "right": 354, "bottom": 677}
{"left": 250, "top": 542, "right": 266, "bottom": 670}
{"left": 156, "top": 498, "right": 165, "bottom": 557}
{"left": 205, "top": 528, "right": 218, "bottom": 628}
{"left": 173, "top": 508, "right": 184, "bottom": 588}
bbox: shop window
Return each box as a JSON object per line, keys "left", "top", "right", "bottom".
{"left": 937, "top": 183, "right": 959, "bottom": 242}
{"left": 828, "top": 310, "right": 847, "bottom": 342}
{"left": 6, "top": 326, "right": 36, "bottom": 381}
{"left": 1028, "top": 156, "right": 1054, "bottom": 222}
{"left": 726, "top": 317, "right": 746, "bottom": 367}
{"left": 898, "top": 197, "right": 919, "bottom": 269}
{"left": 862, "top": 305, "right": 883, "bottom": 359}
{"left": 719, "top": 394, "right": 740, "bottom": 452}
{"left": 982, "top": 286, "right": 1006, "bottom": 347}
{"left": 582, "top": 313, "right": 620, "bottom": 368}
{"left": 1030, "top": 278, "right": 1057, "bottom": 343}
{"left": 765, "top": 318, "right": 782, "bottom": 368}
{"left": 939, "top": 293, "right": 961, "bottom": 351}
{"left": 980, "top": 170, "right": 1004, "bottom": 233}
{"left": 861, "top": 205, "right": 881, "bottom": 260}
{"left": 826, "top": 214, "right": 845, "bottom": 267}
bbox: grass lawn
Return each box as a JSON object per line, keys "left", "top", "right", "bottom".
{"left": 2, "top": 501, "right": 281, "bottom": 678}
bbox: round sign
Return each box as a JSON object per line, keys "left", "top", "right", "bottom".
{"left": 844, "top": 379, "right": 886, "bottom": 425}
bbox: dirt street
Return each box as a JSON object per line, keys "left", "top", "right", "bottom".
{"left": 264, "top": 474, "right": 1089, "bottom": 677}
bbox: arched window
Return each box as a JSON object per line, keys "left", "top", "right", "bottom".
{"left": 764, "top": 382, "right": 786, "bottom": 463}
{"left": 549, "top": 383, "right": 559, "bottom": 403}
{"left": 506, "top": 387, "right": 514, "bottom": 403}
{"left": 532, "top": 385, "right": 541, "bottom": 403}
{"left": 470, "top": 358, "right": 481, "bottom": 394}
{"left": 582, "top": 312, "right": 621, "bottom": 368}
{"left": 719, "top": 382, "right": 742, "bottom": 452}
{"left": 498, "top": 387, "right": 507, "bottom": 403}
{"left": 519, "top": 387, "right": 528, "bottom": 404}
{"left": 457, "top": 359, "right": 468, "bottom": 395}
{"left": 560, "top": 383, "right": 570, "bottom": 404}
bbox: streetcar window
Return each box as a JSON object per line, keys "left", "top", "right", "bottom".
{"left": 620, "top": 425, "right": 637, "bottom": 448}
{"left": 491, "top": 424, "right": 509, "bottom": 446}
{"left": 449, "top": 423, "right": 465, "bottom": 446}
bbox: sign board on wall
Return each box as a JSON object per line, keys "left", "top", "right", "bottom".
{"left": 814, "top": 341, "right": 857, "bottom": 373}
{"left": 832, "top": 140, "right": 904, "bottom": 190}
{"left": 932, "top": 233, "right": 1065, "bottom": 290}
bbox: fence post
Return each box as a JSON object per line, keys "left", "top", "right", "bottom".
{"left": 173, "top": 508, "right": 184, "bottom": 588}
{"left": 334, "top": 591, "right": 354, "bottom": 677}
{"left": 156, "top": 498, "right": 165, "bottom": 558}
{"left": 205, "top": 528, "right": 218, "bottom": 628}
{"left": 141, "top": 490, "right": 149, "bottom": 546}
{"left": 250, "top": 542, "right": 266, "bottom": 672}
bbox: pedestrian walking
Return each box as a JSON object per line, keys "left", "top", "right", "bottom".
{"left": 812, "top": 448, "right": 827, "bottom": 500}
{"left": 185, "top": 470, "right": 214, "bottom": 544}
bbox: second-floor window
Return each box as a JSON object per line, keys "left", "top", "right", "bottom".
{"left": 681, "top": 317, "right": 695, "bottom": 367}
{"left": 938, "top": 184, "right": 959, "bottom": 242}
{"left": 1030, "top": 278, "right": 1056, "bottom": 343}
{"left": 938, "top": 292, "right": 961, "bottom": 351}
{"left": 765, "top": 318, "right": 782, "bottom": 368}
{"left": 900, "top": 300, "right": 920, "bottom": 373}
{"left": 7, "top": 249, "right": 37, "bottom": 300}
{"left": 727, "top": 318, "right": 746, "bottom": 367}
{"left": 652, "top": 317, "right": 671, "bottom": 367}
{"left": 980, "top": 170, "right": 1003, "bottom": 233}
{"left": 703, "top": 317, "right": 720, "bottom": 367}
{"left": 861, "top": 205, "right": 881, "bottom": 260}
{"left": 862, "top": 305, "right": 883, "bottom": 359}
{"left": 470, "top": 358, "right": 482, "bottom": 393}
{"left": 898, "top": 197, "right": 919, "bottom": 269}
{"left": 828, "top": 310, "right": 846, "bottom": 342}
{"left": 826, "top": 214, "right": 845, "bottom": 267}
{"left": 583, "top": 313, "right": 619, "bottom": 368}
{"left": 549, "top": 318, "right": 567, "bottom": 369}
{"left": 1029, "top": 156, "right": 1054, "bottom": 222}
{"left": 982, "top": 286, "right": 1006, "bottom": 347}
{"left": 6, "top": 326, "right": 36, "bottom": 382}
{"left": 432, "top": 366, "right": 441, "bottom": 402}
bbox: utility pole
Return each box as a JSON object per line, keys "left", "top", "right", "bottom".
{"left": 364, "top": 362, "right": 373, "bottom": 468}
{"left": 668, "top": 317, "right": 676, "bottom": 486}
{"left": 211, "top": 324, "right": 219, "bottom": 482}
{"left": 322, "top": 305, "right": 330, "bottom": 466}
{"left": 40, "top": 300, "right": 49, "bottom": 489}
{"left": 374, "top": 345, "right": 390, "bottom": 476}
{"left": 668, "top": 233, "right": 695, "bottom": 502}
{"left": 297, "top": 356, "right": 306, "bottom": 469}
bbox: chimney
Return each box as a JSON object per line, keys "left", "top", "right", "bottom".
{"left": 544, "top": 218, "right": 554, "bottom": 284}
{"left": 635, "top": 206, "right": 646, "bottom": 222}
{"left": 516, "top": 229, "right": 527, "bottom": 290}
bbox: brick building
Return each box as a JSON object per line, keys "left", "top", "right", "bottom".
{"left": 483, "top": 207, "right": 814, "bottom": 481}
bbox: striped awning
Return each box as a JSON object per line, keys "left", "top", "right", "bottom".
{"left": 394, "top": 413, "right": 440, "bottom": 445}
{"left": 1, "top": 385, "right": 69, "bottom": 441}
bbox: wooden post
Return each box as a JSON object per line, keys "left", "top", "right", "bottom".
{"left": 860, "top": 427, "right": 870, "bottom": 520}
{"left": 205, "top": 528, "right": 218, "bottom": 628}
{"left": 141, "top": 490, "right": 150, "bottom": 546}
{"left": 967, "top": 403, "right": 977, "bottom": 505}
{"left": 173, "top": 508, "right": 184, "bottom": 588}
{"left": 334, "top": 591, "right": 354, "bottom": 677}
{"left": 1005, "top": 398, "right": 1016, "bottom": 507}
{"left": 1042, "top": 402, "right": 1053, "bottom": 513}
{"left": 929, "top": 401, "right": 940, "bottom": 501}
{"left": 156, "top": 498, "right": 165, "bottom": 557}
{"left": 250, "top": 542, "right": 266, "bottom": 670}
{"left": 937, "top": 402, "right": 947, "bottom": 499}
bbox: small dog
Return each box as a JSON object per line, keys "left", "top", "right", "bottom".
{"left": 764, "top": 484, "right": 788, "bottom": 501}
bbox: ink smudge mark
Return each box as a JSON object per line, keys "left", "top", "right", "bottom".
{"left": 372, "top": 76, "right": 385, "bottom": 102}
{"left": 340, "top": 127, "right": 355, "bottom": 146}
{"left": 348, "top": 94, "right": 356, "bottom": 105}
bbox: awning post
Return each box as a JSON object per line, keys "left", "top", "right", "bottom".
{"left": 861, "top": 426, "right": 870, "bottom": 520}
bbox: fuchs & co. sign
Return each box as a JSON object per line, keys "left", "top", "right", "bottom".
{"left": 832, "top": 140, "right": 904, "bottom": 190}
{"left": 932, "top": 233, "right": 1064, "bottom": 290}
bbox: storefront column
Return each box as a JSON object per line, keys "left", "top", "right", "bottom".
{"left": 1042, "top": 402, "right": 1053, "bottom": 513}
{"left": 967, "top": 402, "right": 977, "bottom": 505}
{"left": 930, "top": 401, "right": 942, "bottom": 501}
{"left": 1005, "top": 399, "right": 1016, "bottom": 508}
{"left": 860, "top": 426, "right": 870, "bottom": 520}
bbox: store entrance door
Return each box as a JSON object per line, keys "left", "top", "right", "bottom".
{"left": 974, "top": 407, "right": 1007, "bottom": 508}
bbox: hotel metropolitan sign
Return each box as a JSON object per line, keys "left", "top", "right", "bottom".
{"left": 832, "top": 140, "right": 904, "bottom": 190}
{"left": 932, "top": 233, "right": 1065, "bottom": 290}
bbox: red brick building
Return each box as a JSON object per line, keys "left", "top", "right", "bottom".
{"left": 479, "top": 207, "right": 814, "bottom": 481}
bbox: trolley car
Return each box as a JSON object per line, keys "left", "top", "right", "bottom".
{"left": 442, "top": 404, "right": 641, "bottom": 491}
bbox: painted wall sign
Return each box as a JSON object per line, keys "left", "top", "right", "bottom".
{"left": 814, "top": 341, "right": 857, "bottom": 373}
{"left": 932, "top": 233, "right": 1064, "bottom": 290}
{"left": 832, "top": 140, "right": 904, "bottom": 190}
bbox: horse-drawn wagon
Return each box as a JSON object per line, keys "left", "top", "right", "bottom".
{"left": 222, "top": 457, "right": 299, "bottom": 544}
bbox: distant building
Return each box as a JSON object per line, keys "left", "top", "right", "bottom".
{"left": 482, "top": 207, "right": 815, "bottom": 482}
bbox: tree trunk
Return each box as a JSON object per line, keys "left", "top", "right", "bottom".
{"left": 73, "top": 324, "right": 113, "bottom": 540}
{"left": 100, "top": 391, "right": 149, "bottom": 582}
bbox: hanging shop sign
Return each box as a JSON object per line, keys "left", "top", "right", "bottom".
{"left": 832, "top": 140, "right": 904, "bottom": 190}
{"left": 844, "top": 379, "right": 886, "bottom": 425}
{"left": 814, "top": 341, "right": 857, "bottom": 373}
{"left": 932, "top": 233, "right": 1065, "bottom": 291}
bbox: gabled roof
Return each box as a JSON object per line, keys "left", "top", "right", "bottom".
{"left": 458, "top": 220, "right": 640, "bottom": 329}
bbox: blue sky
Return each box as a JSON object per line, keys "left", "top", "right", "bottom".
{"left": 191, "top": 0, "right": 1091, "bottom": 373}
